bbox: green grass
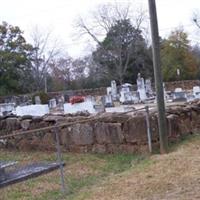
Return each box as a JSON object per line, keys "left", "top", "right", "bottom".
{"left": 4, "top": 133, "right": 198, "bottom": 200}
{"left": 0, "top": 150, "right": 147, "bottom": 200}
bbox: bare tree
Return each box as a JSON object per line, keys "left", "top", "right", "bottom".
{"left": 50, "top": 56, "right": 73, "bottom": 91}
{"left": 30, "top": 26, "right": 61, "bottom": 92}
{"left": 193, "top": 11, "right": 200, "bottom": 29}
{"left": 74, "top": 2, "right": 149, "bottom": 84}
{"left": 75, "top": 2, "right": 148, "bottom": 45}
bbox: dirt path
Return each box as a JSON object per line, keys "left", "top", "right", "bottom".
{"left": 78, "top": 135, "right": 200, "bottom": 200}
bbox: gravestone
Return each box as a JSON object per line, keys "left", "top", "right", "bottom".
{"left": 107, "top": 87, "right": 112, "bottom": 95}
{"left": 193, "top": 86, "right": 200, "bottom": 99}
{"left": 145, "top": 78, "right": 153, "bottom": 97}
{"left": 57, "top": 95, "right": 65, "bottom": 111}
{"left": 119, "top": 84, "right": 138, "bottom": 104}
{"left": 35, "top": 96, "right": 41, "bottom": 105}
{"left": 111, "top": 80, "right": 118, "bottom": 101}
{"left": 119, "top": 91, "right": 133, "bottom": 104}
{"left": 173, "top": 88, "right": 187, "bottom": 102}
{"left": 49, "top": 99, "right": 57, "bottom": 109}
{"left": 103, "top": 95, "right": 113, "bottom": 107}
{"left": 0, "top": 103, "right": 15, "bottom": 116}
{"left": 137, "top": 73, "right": 147, "bottom": 101}
{"left": 93, "top": 104, "right": 105, "bottom": 113}
{"left": 4, "top": 96, "right": 18, "bottom": 105}
{"left": 132, "top": 91, "right": 140, "bottom": 104}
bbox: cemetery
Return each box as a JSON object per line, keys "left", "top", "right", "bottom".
{"left": 1, "top": 0, "right": 200, "bottom": 198}
{"left": 1, "top": 76, "right": 200, "bottom": 117}
{"left": 1, "top": 77, "right": 200, "bottom": 190}
{"left": 0, "top": 77, "right": 200, "bottom": 153}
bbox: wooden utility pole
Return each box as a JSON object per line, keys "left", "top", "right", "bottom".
{"left": 148, "top": 0, "right": 168, "bottom": 153}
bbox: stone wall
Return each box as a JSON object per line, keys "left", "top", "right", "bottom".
{"left": 1, "top": 101, "right": 200, "bottom": 153}
{"left": 164, "top": 80, "right": 200, "bottom": 91}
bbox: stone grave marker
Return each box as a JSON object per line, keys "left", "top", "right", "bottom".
{"left": 49, "top": 99, "right": 57, "bottom": 109}
{"left": 137, "top": 73, "right": 147, "bottom": 101}
{"left": 193, "top": 86, "right": 200, "bottom": 99}
{"left": 173, "top": 88, "right": 187, "bottom": 102}
{"left": 103, "top": 95, "right": 113, "bottom": 107}
{"left": 111, "top": 80, "right": 118, "bottom": 101}
{"left": 0, "top": 103, "right": 15, "bottom": 116}
{"left": 145, "top": 78, "right": 153, "bottom": 97}
{"left": 35, "top": 96, "right": 41, "bottom": 104}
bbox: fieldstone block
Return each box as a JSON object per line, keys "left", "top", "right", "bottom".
{"left": 68, "top": 145, "right": 91, "bottom": 153}
{"left": 21, "top": 119, "right": 31, "bottom": 130}
{"left": 123, "top": 116, "right": 147, "bottom": 144}
{"left": 167, "top": 114, "right": 180, "bottom": 138}
{"left": 119, "top": 144, "right": 138, "bottom": 153}
{"left": 95, "top": 122, "right": 123, "bottom": 144}
{"left": 60, "top": 127, "right": 73, "bottom": 146}
{"left": 0, "top": 119, "right": 6, "bottom": 131}
{"left": 71, "top": 123, "right": 94, "bottom": 145}
{"left": 92, "top": 144, "right": 106, "bottom": 153}
{"left": 21, "top": 115, "right": 33, "bottom": 120}
{"left": 5, "top": 117, "right": 20, "bottom": 131}
{"left": 106, "top": 144, "right": 120, "bottom": 153}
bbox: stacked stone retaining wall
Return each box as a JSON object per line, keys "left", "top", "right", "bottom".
{"left": 1, "top": 101, "right": 200, "bottom": 153}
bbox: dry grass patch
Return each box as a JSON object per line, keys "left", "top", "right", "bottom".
{"left": 2, "top": 135, "right": 200, "bottom": 200}
{"left": 80, "top": 135, "right": 200, "bottom": 200}
{"left": 1, "top": 149, "right": 139, "bottom": 200}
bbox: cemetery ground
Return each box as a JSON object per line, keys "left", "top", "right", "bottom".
{"left": 1, "top": 134, "right": 200, "bottom": 200}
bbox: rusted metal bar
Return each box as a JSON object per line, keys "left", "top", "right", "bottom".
{"left": 53, "top": 125, "right": 66, "bottom": 193}
{"left": 145, "top": 106, "right": 152, "bottom": 153}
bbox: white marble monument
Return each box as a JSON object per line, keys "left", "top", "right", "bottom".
{"left": 111, "top": 80, "right": 118, "bottom": 100}
{"left": 145, "top": 78, "right": 153, "bottom": 97}
{"left": 137, "top": 73, "right": 147, "bottom": 101}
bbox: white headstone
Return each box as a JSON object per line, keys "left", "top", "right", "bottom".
{"left": 57, "top": 95, "right": 65, "bottom": 110}
{"left": 193, "top": 86, "right": 200, "bottom": 99}
{"left": 104, "top": 95, "right": 113, "bottom": 107}
{"left": 64, "top": 100, "right": 96, "bottom": 114}
{"left": 15, "top": 105, "right": 49, "bottom": 116}
{"left": 111, "top": 80, "right": 117, "bottom": 100}
{"left": 137, "top": 73, "right": 147, "bottom": 101}
{"left": 121, "top": 85, "right": 130, "bottom": 93}
{"left": 107, "top": 87, "right": 112, "bottom": 95}
{"left": 145, "top": 79, "right": 153, "bottom": 97}
{"left": 174, "top": 88, "right": 183, "bottom": 93}
{"left": 0, "top": 103, "right": 15, "bottom": 116}
{"left": 49, "top": 99, "right": 57, "bottom": 109}
{"left": 173, "top": 88, "right": 187, "bottom": 102}
{"left": 35, "top": 96, "right": 41, "bottom": 104}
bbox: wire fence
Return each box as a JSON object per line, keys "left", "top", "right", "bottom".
{"left": 0, "top": 106, "right": 153, "bottom": 193}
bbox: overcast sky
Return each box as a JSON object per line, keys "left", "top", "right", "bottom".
{"left": 0, "top": 0, "right": 200, "bottom": 58}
